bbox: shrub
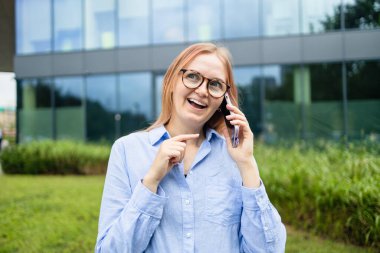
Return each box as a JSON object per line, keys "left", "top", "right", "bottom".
{"left": 256, "top": 140, "right": 380, "bottom": 250}
{"left": 0, "top": 140, "right": 110, "bottom": 175}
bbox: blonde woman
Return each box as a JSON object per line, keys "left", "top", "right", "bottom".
{"left": 95, "top": 43, "right": 286, "bottom": 253}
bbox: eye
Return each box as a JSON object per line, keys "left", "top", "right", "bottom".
{"left": 185, "top": 72, "right": 201, "bottom": 82}
{"left": 209, "top": 80, "right": 223, "bottom": 90}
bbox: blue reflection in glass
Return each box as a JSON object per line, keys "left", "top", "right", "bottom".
{"left": 16, "top": 0, "right": 51, "bottom": 54}
{"left": 153, "top": 1, "right": 185, "bottom": 43}
{"left": 53, "top": 0, "right": 83, "bottom": 51}
{"left": 263, "top": 0, "right": 300, "bottom": 36}
{"left": 118, "top": 0, "right": 149, "bottom": 46}
{"left": 188, "top": 0, "right": 221, "bottom": 42}
{"left": 224, "top": 0, "right": 260, "bottom": 38}
{"left": 85, "top": 0, "right": 116, "bottom": 50}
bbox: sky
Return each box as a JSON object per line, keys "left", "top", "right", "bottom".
{"left": 0, "top": 72, "right": 16, "bottom": 108}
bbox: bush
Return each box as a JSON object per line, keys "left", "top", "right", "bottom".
{"left": 0, "top": 140, "right": 110, "bottom": 175}
{"left": 256, "top": 140, "right": 380, "bottom": 250}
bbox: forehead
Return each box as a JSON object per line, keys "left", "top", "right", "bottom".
{"left": 185, "top": 53, "right": 226, "bottom": 81}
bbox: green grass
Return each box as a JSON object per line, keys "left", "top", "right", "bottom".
{"left": 0, "top": 175, "right": 375, "bottom": 253}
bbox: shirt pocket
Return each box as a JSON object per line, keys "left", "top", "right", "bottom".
{"left": 204, "top": 174, "right": 243, "bottom": 226}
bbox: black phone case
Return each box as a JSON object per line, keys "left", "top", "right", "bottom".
{"left": 220, "top": 97, "right": 233, "bottom": 129}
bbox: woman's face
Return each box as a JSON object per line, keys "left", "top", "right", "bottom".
{"left": 170, "top": 53, "right": 226, "bottom": 129}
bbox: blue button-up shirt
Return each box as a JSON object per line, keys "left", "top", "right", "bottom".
{"left": 95, "top": 125, "right": 286, "bottom": 253}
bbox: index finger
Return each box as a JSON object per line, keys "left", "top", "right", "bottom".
{"left": 172, "top": 133, "right": 200, "bottom": 142}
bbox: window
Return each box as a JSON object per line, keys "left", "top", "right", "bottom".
{"left": 152, "top": 1, "right": 185, "bottom": 43}
{"left": 119, "top": 73, "right": 152, "bottom": 134}
{"left": 17, "top": 79, "right": 53, "bottom": 142}
{"left": 302, "top": 0, "right": 342, "bottom": 33}
{"left": 16, "top": 0, "right": 51, "bottom": 54}
{"left": 85, "top": 0, "right": 116, "bottom": 50}
{"left": 85, "top": 75, "right": 117, "bottom": 141}
{"left": 53, "top": 0, "right": 83, "bottom": 52}
{"left": 54, "top": 77, "right": 85, "bottom": 140}
{"left": 118, "top": 0, "right": 150, "bottom": 46}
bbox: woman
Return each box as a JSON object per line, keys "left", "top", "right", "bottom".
{"left": 95, "top": 43, "right": 286, "bottom": 253}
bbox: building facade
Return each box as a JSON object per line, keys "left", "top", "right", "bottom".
{"left": 15, "top": 0, "right": 380, "bottom": 143}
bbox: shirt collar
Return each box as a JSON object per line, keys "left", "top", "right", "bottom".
{"left": 148, "top": 125, "right": 224, "bottom": 146}
{"left": 148, "top": 125, "right": 170, "bottom": 146}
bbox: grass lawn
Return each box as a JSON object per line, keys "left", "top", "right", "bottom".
{"left": 0, "top": 175, "right": 375, "bottom": 253}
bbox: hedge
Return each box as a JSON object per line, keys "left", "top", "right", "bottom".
{"left": 256, "top": 140, "right": 380, "bottom": 250}
{"left": 0, "top": 140, "right": 110, "bottom": 175}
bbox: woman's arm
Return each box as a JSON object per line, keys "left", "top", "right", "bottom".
{"left": 95, "top": 139, "right": 168, "bottom": 253}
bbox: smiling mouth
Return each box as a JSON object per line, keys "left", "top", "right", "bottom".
{"left": 187, "top": 98, "right": 207, "bottom": 109}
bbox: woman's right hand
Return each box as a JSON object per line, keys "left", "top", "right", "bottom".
{"left": 143, "top": 133, "right": 199, "bottom": 193}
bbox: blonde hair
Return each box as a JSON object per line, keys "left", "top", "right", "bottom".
{"left": 147, "top": 42, "right": 238, "bottom": 134}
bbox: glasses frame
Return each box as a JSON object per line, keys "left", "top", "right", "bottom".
{"left": 180, "top": 69, "right": 230, "bottom": 98}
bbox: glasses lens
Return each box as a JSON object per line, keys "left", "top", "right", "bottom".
{"left": 183, "top": 70, "right": 202, "bottom": 88}
{"left": 208, "top": 80, "right": 226, "bottom": 98}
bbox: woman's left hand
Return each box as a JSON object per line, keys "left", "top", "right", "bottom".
{"left": 222, "top": 104, "right": 260, "bottom": 188}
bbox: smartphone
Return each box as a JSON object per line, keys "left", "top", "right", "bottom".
{"left": 220, "top": 93, "right": 239, "bottom": 148}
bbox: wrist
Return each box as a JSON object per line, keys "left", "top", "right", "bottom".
{"left": 143, "top": 172, "right": 160, "bottom": 193}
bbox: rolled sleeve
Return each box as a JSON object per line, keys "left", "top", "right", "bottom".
{"left": 130, "top": 180, "right": 169, "bottom": 219}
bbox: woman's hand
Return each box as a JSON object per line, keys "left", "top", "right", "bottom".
{"left": 143, "top": 134, "right": 199, "bottom": 193}
{"left": 222, "top": 104, "right": 260, "bottom": 188}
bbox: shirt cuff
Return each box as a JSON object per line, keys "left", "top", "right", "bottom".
{"left": 129, "top": 180, "right": 168, "bottom": 219}
{"left": 241, "top": 180, "right": 270, "bottom": 210}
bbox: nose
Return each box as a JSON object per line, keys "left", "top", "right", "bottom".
{"left": 194, "top": 79, "right": 209, "bottom": 97}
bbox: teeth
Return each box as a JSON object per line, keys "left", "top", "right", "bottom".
{"left": 189, "top": 98, "right": 207, "bottom": 107}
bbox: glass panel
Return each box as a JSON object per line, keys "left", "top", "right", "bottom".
{"left": 118, "top": 0, "right": 149, "bottom": 46}
{"left": 233, "top": 67, "right": 263, "bottom": 135}
{"left": 152, "top": 1, "right": 185, "bottom": 43}
{"left": 344, "top": 0, "right": 380, "bottom": 30}
{"left": 262, "top": 0, "right": 300, "bottom": 36}
{"left": 188, "top": 0, "right": 221, "bottom": 41}
{"left": 53, "top": 0, "right": 83, "bottom": 52}
{"left": 86, "top": 75, "right": 117, "bottom": 142}
{"left": 155, "top": 74, "right": 164, "bottom": 118}
{"left": 302, "top": 0, "right": 342, "bottom": 33}
{"left": 18, "top": 79, "right": 53, "bottom": 142}
{"left": 263, "top": 65, "right": 301, "bottom": 141}
{"left": 224, "top": 0, "right": 260, "bottom": 38}
{"left": 16, "top": 0, "right": 51, "bottom": 54}
{"left": 305, "top": 63, "right": 343, "bottom": 139}
{"left": 119, "top": 73, "right": 152, "bottom": 134}
{"left": 54, "top": 77, "right": 85, "bottom": 140}
{"left": 85, "top": 0, "right": 116, "bottom": 50}
{"left": 347, "top": 60, "right": 380, "bottom": 139}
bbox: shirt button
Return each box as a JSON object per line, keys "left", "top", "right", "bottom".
{"left": 185, "top": 199, "right": 190, "bottom": 205}
{"left": 186, "top": 233, "right": 192, "bottom": 238}
{"left": 189, "top": 171, "right": 193, "bottom": 175}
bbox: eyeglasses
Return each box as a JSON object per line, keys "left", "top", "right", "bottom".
{"left": 180, "top": 69, "right": 230, "bottom": 98}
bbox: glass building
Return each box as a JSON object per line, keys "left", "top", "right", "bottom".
{"left": 15, "top": 0, "right": 380, "bottom": 143}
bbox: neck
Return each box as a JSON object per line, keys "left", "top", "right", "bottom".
{"left": 165, "top": 118, "right": 205, "bottom": 147}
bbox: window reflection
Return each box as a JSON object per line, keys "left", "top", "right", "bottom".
{"left": 347, "top": 60, "right": 380, "bottom": 139}
{"left": 86, "top": 75, "right": 117, "bottom": 141}
{"left": 18, "top": 79, "right": 53, "bottom": 142}
{"left": 263, "top": 0, "right": 300, "bottom": 36}
{"left": 306, "top": 63, "right": 343, "bottom": 139}
{"left": 344, "top": 0, "right": 380, "bottom": 30}
{"left": 16, "top": 0, "right": 51, "bottom": 54}
{"left": 152, "top": 1, "right": 185, "bottom": 43}
{"left": 155, "top": 74, "right": 164, "bottom": 118}
{"left": 118, "top": 0, "right": 149, "bottom": 46}
{"left": 54, "top": 77, "right": 85, "bottom": 140}
{"left": 263, "top": 65, "right": 301, "bottom": 140}
{"left": 302, "top": 0, "right": 341, "bottom": 33}
{"left": 53, "top": 0, "right": 83, "bottom": 51}
{"left": 233, "top": 67, "right": 262, "bottom": 135}
{"left": 188, "top": 0, "right": 221, "bottom": 41}
{"left": 119, "top": 73, "right": 152, "bottom": 134}
{"left": 224, "top": 0, "right": 260, "bottom": 38}
{"left": 85, "top": 0, "right": 116, "bottom": 50}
